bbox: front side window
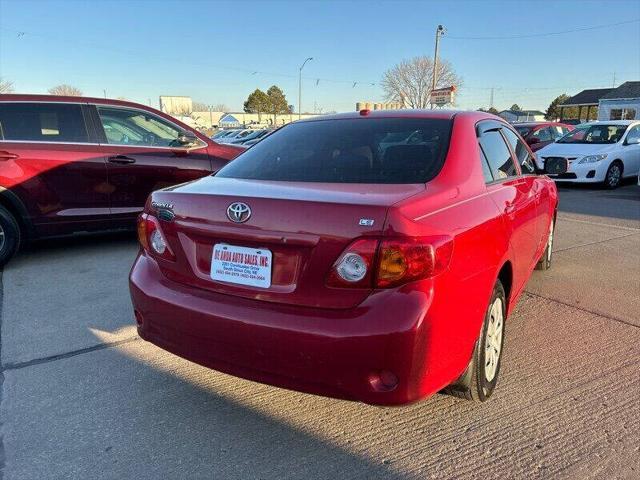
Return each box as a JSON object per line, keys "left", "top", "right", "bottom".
{"left": 557, "top": 124, "right": 628, "bottom": 144}
{"left": 501, "top": 128, "right": 536, "bottom": 174}
{"left": 531, "top": 127, "right": 552, "bottom": 142}
{"left": 625, "top": 125, "right": 640, "bottom": 144}
{"left": 0, "top": 102, "right": 88, "bottom": 143}
{"left": 478, "top": 130, "right": 518, "bottom": 180}
{"left": 216, "top": 118, "right": 453, "bottom": 184}
{"left": 97, "top": 107, "right": 196, "bottom": 147}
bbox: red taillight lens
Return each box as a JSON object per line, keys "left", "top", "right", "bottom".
{"left": 377, "top": 236, "right": 452, "bottom": 288}
{"left": 137, "top": 213, "right": 175, "bottom": 261}
{"left": 326, "top": 238, "right": 378, "bottom": 288}
{"left": 326, "top": 236, "right": 453, "bottom": 289}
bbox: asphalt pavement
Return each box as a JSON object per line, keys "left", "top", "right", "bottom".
{"left": 1, "top": 182, "right": 639, "bottom": 480}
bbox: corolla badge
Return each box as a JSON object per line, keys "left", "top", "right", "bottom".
{"left": 227, "top": 202, "right": 252, "bottom": 223}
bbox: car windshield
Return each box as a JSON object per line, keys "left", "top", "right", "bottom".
{"left": 216, "top": 117, "right": 452, "bottom": 184}
{"left": 515, "top": 126, "right": 532, "bottom": 137}
{"left": 557, "top": 124, "right": 627, "bottom": 144}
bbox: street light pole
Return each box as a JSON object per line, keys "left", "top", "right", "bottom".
{"left": 431, "top": 25, "right": 445, "bottom": 109}
{"left": 298, "top": 57, "right": 313, "bottom": 120}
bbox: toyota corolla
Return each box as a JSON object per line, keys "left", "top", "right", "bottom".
{"left": 129, "top": 110, "right": 559, "bottom": 405}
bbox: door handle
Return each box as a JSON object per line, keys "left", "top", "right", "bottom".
{"left": 108, "top": 155, "right": 136, "bottom": 164}
{"left": 505, "top": 202, "right": 517, "bottom": 214}
{"left": 0, "top": 151, "right": 19, "bottom": 161}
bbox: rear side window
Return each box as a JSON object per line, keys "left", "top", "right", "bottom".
{"left": 216, "top": 118, "right": 453, "bottom": 184}
{"left": 0, "top": 103, "right": 88, "bottom": 143}
{"left": 479, "top": 130, "right": 518, "bottom": 180}
{"left": 501, "top": 128, "right": 536, "bottom": 174}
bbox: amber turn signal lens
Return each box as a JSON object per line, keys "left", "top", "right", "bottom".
{"left": 377, "top": 247, "right": 408, "bottom": 284}
{"left": 137, "top": 214, "right": 149, "bottom": 251}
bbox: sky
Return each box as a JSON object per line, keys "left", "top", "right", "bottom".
{"left": 1, "top": 0, "right": 639, "bottom": 113}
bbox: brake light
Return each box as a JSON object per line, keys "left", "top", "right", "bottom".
{"left": 137, "top": 213, "right": 175, "bottom": 261}
{"left": 326, "top": 236, "right": 453, "bottom": 289}
{"left": 377, "top": 237, "right": 452, "bottom": 288}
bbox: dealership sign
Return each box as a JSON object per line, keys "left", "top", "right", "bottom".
{"left": 430, "top": 86, "right": 457, "bottom": 106}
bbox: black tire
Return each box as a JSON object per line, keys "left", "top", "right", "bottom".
{"left": 0, "top": 205, "right": 21, "bottom": 267}
{"left": 535, "top": 218, "right": 555, "bottom": 271}
{"left": 604, "top": 161, "right": 623, "bottom": 189}
{"left": 444, "top": 280, "right": 507, "bottom": 402}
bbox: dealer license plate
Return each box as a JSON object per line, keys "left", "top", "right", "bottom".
{"left": 210, "top": 244, "right": 272, "bottom": 289}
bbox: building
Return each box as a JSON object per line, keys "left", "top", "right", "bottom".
{"left": 189, "top": 110, "right": 321, "bottom": 129}
{"left": 560, "top": 82, "right": 640, "bottom": 122}
{"left": 159, "top": 96, "right": 193, "bottom": 116}
{"left": 498, "top": 110, "right": 545, "bottom": 122}
{"left": 597, "top": 81, "right": 640, "bottom": 121}
{"left": 356, "top": 101, "right": 403, "bottom": 111}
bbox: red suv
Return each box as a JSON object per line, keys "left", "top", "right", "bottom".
{"left": 0, "top": 94, "right": 243, "bottom": 265}
{"left": 130, "top": 110, "right": 560, "bottom": 405}
{"left": 513, "top": 121, "right": 574, "bottom": 152}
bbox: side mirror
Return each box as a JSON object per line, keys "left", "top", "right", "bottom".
{"left": 527, "top": 137, "right": 540, "bottom": 145}
{"left": 624, "top": 135, "right": 640, "bottom": 146}
{"left": 177, "top": 131, "right": 198, "bottom": 146}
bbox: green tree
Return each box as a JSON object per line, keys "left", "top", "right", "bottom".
{"left": 545, "top": 94, "right": 579, "bottom": 121}
{"left": 243, "top": 89, "right": 269, "bottom": 122}
{"left": 510, "top": 104, "right": 521, "bottom": 111}
{"left": 266, "top": 85, "right": 290, "bottom": 124}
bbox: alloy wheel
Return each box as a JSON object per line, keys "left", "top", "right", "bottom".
{"left": 607, "top": 164, "right": 621, "bottom": 187}
{"left": 484, "top": 297, "right": 504, "bottom": 382}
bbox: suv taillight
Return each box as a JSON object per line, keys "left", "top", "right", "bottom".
{"left": 327, "top": 236, "right": 453, "bottom": 289}
{"left": 137, "top": 213, "right": 175, "bottom": 261}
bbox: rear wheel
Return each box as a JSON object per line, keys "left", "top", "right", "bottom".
{"left": 604, "top": 161, "right": 623, "bottom": 189}
{"left": 444, "top": 280, "right": 506, "bottom": 401}
{"left": 0, "top": 205, "right": 21, "bottom": 267}
{"left": 535, "top": 218, "right": 554, "bottom": 271}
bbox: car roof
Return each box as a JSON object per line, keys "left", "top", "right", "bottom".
{"left": 0, "top": 93, "right": 160, "bottom": 111}
{"left": 297, "top": 109, "right": 494, "bottom": 123}
{"left": 580, "top": 120, "right": 638, "bottom": 126}
{"left": 512, "top": 121, "right": 565, "bottom": 127}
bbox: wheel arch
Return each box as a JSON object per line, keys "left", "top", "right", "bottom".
{"left": 497, "top": 260, "right": 513, "bottom": 313}
{"left": 0, "top": 187, "right": 34, "bottom": 240}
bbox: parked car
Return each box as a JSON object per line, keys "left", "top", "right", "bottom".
{"left": 513, "top": 122, "right": 574, "bottom": 152}
{"left": 535, "top": 120, "right": 640, "bottom": 188}
{"left": 0, "top": 94, "right": 244, "bottom": 266}
{"left": 130, "top": 109, "right": 560, "bottom": 406}
{"left": 218, "top": 129, "right": 253, "bottom": 144}
{"left": 242, "top": 129, "right": 276, "bottom": 147}
{"left": 226, "top": 128, "right": 271, "bottom": 145}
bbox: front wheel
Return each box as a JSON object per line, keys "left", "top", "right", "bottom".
{"left": 444, "top": 280, "right": 507, "bottom": 401}
{"left": 604, "top": 161, "right": 623, "bottom": 189}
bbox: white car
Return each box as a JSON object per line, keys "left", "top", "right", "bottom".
{"left": 535, "top": 120, "right": 640, "bottom": 188}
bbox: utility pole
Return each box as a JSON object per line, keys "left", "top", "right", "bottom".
{"left": 298, "top": 57, "right": 313, "bottom": 120}
{"left": 431, "top": 24, "right": 445, "bottom": 109}
{"left": 612, "top": 72, "right": 616, "bottom": 88}
{"left": 489, "top": 87, "right": 495, "bottom": 110}
{"left": 103, "top": 89, "right": 107, "bottom": 99}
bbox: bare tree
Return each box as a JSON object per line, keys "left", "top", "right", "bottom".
{"left": 192, "top": 102, "right": 209, "bottom": 112}
{"left": 0, "top": 78, "right": 14, "bottom": 93}
{"left": 381, "top": 56, "right": 461, "bottom": 108}
{"left": 213, "top": 103, "right": 229, "bottom": 112}
{"left": 48, "top": 84, "right": 83, "bottom": 96}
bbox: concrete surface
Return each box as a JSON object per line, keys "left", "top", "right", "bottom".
{"left": 1, "top": 183, "right": 639, "bottom": 479}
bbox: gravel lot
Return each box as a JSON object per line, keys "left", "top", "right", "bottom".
{"left": 1, "top": 183, "right": 639, "bottom": 480}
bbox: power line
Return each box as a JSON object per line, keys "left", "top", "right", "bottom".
{"left": 447, "top": 18, "right": 640, "bottom": 40}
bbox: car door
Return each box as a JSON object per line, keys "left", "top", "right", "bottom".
{"left": 478, "top": 121, "right": 539, "bottom": 294}
{"left": 90, "top": 104, "right": 214, "bottom": 224}
{"left": 529, "top": 126, "right": 554, "bottom": 151}
{"left": 621, "top": 124, "right": 640, "bottom": 175}
{"left": 0, "top": 101, "right": 110, "bottom": 237}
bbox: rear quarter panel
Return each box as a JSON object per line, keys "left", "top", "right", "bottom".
{"left": 382, "top": 114, "right": 511, "bottom": 395}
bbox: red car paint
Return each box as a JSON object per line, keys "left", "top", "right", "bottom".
{"left": 513, "top": 121, "right": 574, "bottom": 152}
{"left": 0, "top": 94, "right": 242, "bottom": 239}
{"left": 129, "top": 110, "right": 558, "bottom": 406}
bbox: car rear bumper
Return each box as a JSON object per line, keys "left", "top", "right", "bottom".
{"left": 129, "top": 253, "right": 443, "bottom": 405}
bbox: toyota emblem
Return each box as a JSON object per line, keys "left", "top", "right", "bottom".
{"left": 226, "top": 202, "right": 251, "bottom": 223}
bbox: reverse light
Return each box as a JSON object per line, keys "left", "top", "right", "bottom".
{"left": 579, "top": 153, "right": 608, "bottom": 164}
{"left": 326, "top": 238, "right": 378, "bottom": 288}
{"left": 137, "top": 213, "right": 175, "bottom": 260}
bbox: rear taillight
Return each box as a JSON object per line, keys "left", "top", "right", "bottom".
{"left": 137, "top": 213, "right": 175, "bottom": 261}
{"left": 326, "top": 238, "right": 378, "bottom": 288}
{"left": 327, "top": 236, "right": 453, "bottom": 289}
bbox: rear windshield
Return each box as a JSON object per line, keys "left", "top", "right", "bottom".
{"left": 216, "top": 117, "right": 453, "bottom": 183}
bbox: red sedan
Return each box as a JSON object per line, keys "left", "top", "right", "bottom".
{"left": 130, "top": 110, "right": 559, "bottom": 405}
